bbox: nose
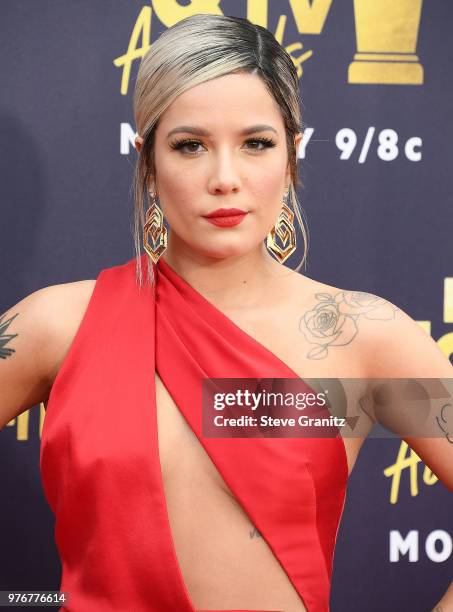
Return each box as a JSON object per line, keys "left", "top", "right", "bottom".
{"left": 207, "top": 147, "right": 241, "bottom": 195}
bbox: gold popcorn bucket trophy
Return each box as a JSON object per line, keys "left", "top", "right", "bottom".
{"left": 348, "top": 0, "right": 424, "bottom": 85}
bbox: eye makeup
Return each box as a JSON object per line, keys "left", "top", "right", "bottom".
{"left": 169, "top": 136, "right": 277, "bottom": 154}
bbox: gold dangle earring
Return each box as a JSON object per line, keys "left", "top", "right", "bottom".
{"left": 266, "top": 189, "right": 297, "bottom": 264}
{"left": 143, "top": 188, "right": 167, "bottom": 264}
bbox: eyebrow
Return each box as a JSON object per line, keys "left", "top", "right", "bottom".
{"left": 166, "top": 124, "right": 278, "bottom": 138}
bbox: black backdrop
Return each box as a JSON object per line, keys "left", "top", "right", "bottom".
{"left": 1, "top": 2, "right": 452, "bottom": 610}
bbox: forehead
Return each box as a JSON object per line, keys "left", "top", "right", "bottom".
{"left": 157, "top": 72, "right": 284, "bottom": 132}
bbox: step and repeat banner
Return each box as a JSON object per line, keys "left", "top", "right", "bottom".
{"left": 1, "top": 2, "right": 452, "bottom": 611}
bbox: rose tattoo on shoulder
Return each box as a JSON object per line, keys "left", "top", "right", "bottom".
{"left": 298, "top": 291, "right": 399, "bottom": 360}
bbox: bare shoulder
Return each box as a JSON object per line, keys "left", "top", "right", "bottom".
{"left": 0, "top": 279, "right": 96, "bottom": 427}
{"left": 295, "top": 276, "right": 451, "bottom": 376}
{"left": 321, "top": 284, "right": 453, "bottom": 492}
{"left": 289, "top": 272, "right": 394, "bottom": 369}
{"left": 285, "top": 273, "right": 453, "bottom": 486}
{"left": 35, "top": 279, "right": 97, "bottom": 386}
{"left": 343, "top": 289, "right": 453, "bottom": 379}
{"left": 2, "top": 279, "right": 96, "bottom": 370}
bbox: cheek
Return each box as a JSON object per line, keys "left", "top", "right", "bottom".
{"left": 252, "top": 176, "right": 287, "bottom": 218}
{"left": 154, "top": 158, "right": 200, "bottom": 217}
{"left": 157, "top": 183, "right": 201, "bottom": 234}
{"left": 249, "top": 155, "right": 288, "bottom": 197}
{"left": 155, "top": 157, "right": 189, "bottom": 195}
{"left": 263, "top": 157, "right": 288, "bottom": 188}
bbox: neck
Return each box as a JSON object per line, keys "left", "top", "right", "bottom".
{"left": 160, "top": 238, "right": 293, "bottom": 311}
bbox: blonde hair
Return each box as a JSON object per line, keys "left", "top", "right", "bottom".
{"left": 132, "top": 13, "right": 309, "bottom": 286}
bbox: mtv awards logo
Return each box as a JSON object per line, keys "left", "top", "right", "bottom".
{"left": 113, "top": 0, "right": 425, "bottom": 96}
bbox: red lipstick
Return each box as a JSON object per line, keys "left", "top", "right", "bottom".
{"left": 202, "top": 208, "right": 248, "bottom": 227}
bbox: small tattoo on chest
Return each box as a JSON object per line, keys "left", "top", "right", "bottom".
{"left": 249, "top": 526, "right": 262, "bottom": 539}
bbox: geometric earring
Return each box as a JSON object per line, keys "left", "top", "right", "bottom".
{"left": 143, "top": 189, "right": 168, "bottom": 264}
{"left": 266, "top": 189, "right": 297, "bottom": 264}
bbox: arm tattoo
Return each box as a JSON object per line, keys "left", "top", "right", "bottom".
{"left": 436, "top": 402, "right": 453, "bottom": 444}
{"left": 0, "top": 312, "right": 19, "bottom": 359}
{"left": 298, "top": 291, "right": 399, "bottom": 359}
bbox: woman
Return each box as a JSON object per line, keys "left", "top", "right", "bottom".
{"left": 1, "top": 13, "right": 452, "bottom": 612}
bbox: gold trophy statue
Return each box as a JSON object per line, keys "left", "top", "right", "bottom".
{"left": 348, "top": 0, "right": 424, "bottom": 85}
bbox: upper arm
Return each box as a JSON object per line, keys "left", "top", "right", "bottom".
{"left": 0, "top": 280, "right": 96, "bottom": 430}
{"left": 362, "top": 298, "right": 453, "bottom": 492}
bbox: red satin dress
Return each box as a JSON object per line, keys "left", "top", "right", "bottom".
{"left": 40, "top": 254, "right": 349, "bottom": 612}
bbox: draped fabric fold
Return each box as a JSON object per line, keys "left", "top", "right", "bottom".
{"left": 40, "top": 255, "right": 348, "bottom": 612}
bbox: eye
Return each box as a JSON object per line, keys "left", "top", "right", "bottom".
{"left": 245, "top": 137, "right": 276, "bottom": 151}
{"left": 169, "top": 137, "right": 277, "bottom": 155}
{"left": 169, "top": 139, "right": 203, "bottom": 154}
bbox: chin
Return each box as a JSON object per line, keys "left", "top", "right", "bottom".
{"left": 195, "top": 244, "right": 253, "bottom": 260}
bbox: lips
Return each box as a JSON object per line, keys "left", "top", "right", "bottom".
{"left": 202, "top": 208, "right": 248, "bottom": 228}
{"left": 203, "top": 208, "right": 247, "bottom": 218}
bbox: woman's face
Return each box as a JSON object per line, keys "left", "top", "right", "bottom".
{"left": 135, "top": 72, "right": 302, "bottom": 261}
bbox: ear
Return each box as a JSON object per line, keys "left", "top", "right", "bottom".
{"left": 294, "top": 131, "right": 303, "bottom": 154}
{"left": 135, "top": 136, "right": 144, "bottom": 153}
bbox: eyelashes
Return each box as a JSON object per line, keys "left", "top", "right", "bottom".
{"left": 169, "top": 137, "right": 277, "bottom": 155}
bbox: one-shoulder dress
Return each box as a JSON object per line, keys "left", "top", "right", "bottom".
{"left": 40, "top": 254, "right": 349, "bottom": 612}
